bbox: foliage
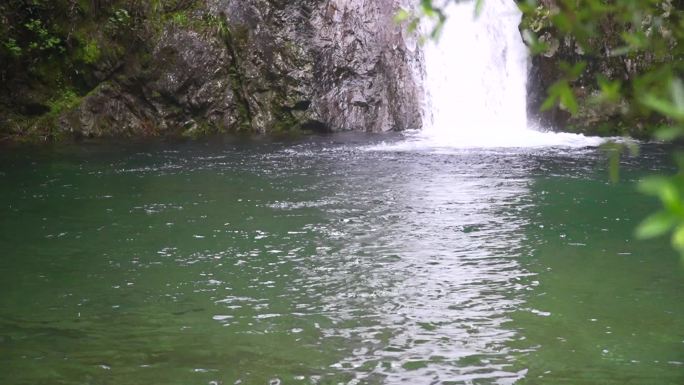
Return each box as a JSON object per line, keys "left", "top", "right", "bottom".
{"left": 3, "top": 38, "right": 22, "bottom": 57}
{"left": 0, "top": 1, "right": 67, "bottom": 60}
{"left": 540, "top": 61, "right": 587, "bottom": 115}
{"left": 170, "top": 11, "right": 189, "bottom": 26}
{"left": 636, "top": 170, "right": 684, "bottom": 253}
{"left": 80, "top": 39, "right": 101, "bottom": 65}
{"left": 106, "top": 8, "right": 132, "bottom": 34}
{"left": 23, "top": 18, "right": 63, "bottom": 53}
{"left": 0, "top": 0, "right": 203, "bottom": 140}
{"left": 47, "top": 88, "right": 80, "bottom": 116}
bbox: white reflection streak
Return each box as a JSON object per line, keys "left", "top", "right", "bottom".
{"left": 317, "top": 157, "right": 534, "bottom": 384}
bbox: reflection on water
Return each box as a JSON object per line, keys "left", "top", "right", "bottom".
{"left": 0, "top": 136, "right": 682, "bottom": 385}
{"left": 308, "top": 153, "right": 536, "bottom": 384}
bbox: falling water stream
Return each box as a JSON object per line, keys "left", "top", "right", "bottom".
{"left": 377, "top": 0, "right": 605, "bottom": 151}
{"left": 424, "top": 0, "right": 529, "bottom": 136}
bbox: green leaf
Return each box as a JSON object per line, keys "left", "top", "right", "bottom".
{"left": 609, "top": 146, "right": 620, "bottom": 183}
{"left": 660, "top": 183, "right": 682, "bottom": 212}
{"left": 621, "top": 31, "right": 647, "bottom": 50}
{"left": 672, "top": 225, "right": 684, "bottom": 251}
{"left": 641, "top": 95, "right": 684, "bottom": 121}
{"left": 542, "top": 80, "right": 577, "bottom": 113}
{"left": 420, "top": 0, "right": 436, "bottom": 17}
{"left": 654, "top": 126, "right": 684, "bottom": 141}
{"left": 597, "top": 75, "right": 621, "bottom": 102}
{"left": 609, "top": 45, "right": 633, "bottom": 57}
{"left": 635, "top": 211, "right": 677, "bottom": 239}
{"left": 430, "top": 22, "right": 444, "bottom": 40}
{"left": 566, "top": 61, "right": 587, "bottom": 80}
{"left": 522, "top": 29, "right": 549, "bottom": 55}
{"left": 408, "top": 19, "right": 420, "bottom": 34}
{"left": 557, "top": 82, "right": 578, "bottom": 115}
{"left": 671, "top": 79, "right": 684, "bottom": 112}
{"left": 540, "top": 93, "right": 558, "bottom": 112}
{"left": 474, "top": 0, "right": 485, "bottom": 18}
{"left": 638, "top": 176, "right": 671, "bottom": 196}
{"left": 550, "top": 13, "right": 572, "bottom": 32}
{"left": 640, "top": 80, "right": 684, "bottom": 122}
{"left": 394, "top": 9, "right": 411, "bottom": 23}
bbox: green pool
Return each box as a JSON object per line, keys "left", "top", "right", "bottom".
{"left": 1, "top": 135, "right": 682, "bottom": 384}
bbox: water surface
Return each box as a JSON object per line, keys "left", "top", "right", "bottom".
{"left": 1, "top": 135, "right": 682, "bottom": 384}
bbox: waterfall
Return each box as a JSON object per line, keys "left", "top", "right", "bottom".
{"left": 371, "top": 0, "right": 604, "bottom": 151}
{"left": 424, "top": 0, "right": 528, "bottom": 140}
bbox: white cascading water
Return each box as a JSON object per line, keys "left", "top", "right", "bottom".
{"left": 424, "top": 0, "right": 529, "bottom": 142}
{"left": 374, "top": 0, "right": 604, "bottom": 151}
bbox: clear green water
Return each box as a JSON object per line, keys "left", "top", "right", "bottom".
{"left": 1, "top": 135, "right": 683, "bottom": 385}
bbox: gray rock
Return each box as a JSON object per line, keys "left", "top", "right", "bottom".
{"left": 62, "top": 0, "right": 423, "bottom": 137}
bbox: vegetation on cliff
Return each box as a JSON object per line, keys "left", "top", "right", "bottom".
{"left": 0, "top": 0, "right": 206, "bottom": 141}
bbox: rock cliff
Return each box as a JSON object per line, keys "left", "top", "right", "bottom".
{"left": 0, "top": 0, "right": 423, "bottom": 140}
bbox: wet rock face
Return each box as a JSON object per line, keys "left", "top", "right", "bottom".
{"left": 308, "top": 0, "right": 423, "bottom": 133}
{"left": 64, "top": 29, "right": 239, "bottom": 137}
{"left": 65, "top": 0, "right": 423, "bottom": 137}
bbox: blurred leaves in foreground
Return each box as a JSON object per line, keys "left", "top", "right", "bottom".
{"left": 637, "top": 168, "right": 684, "bottom": 254}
